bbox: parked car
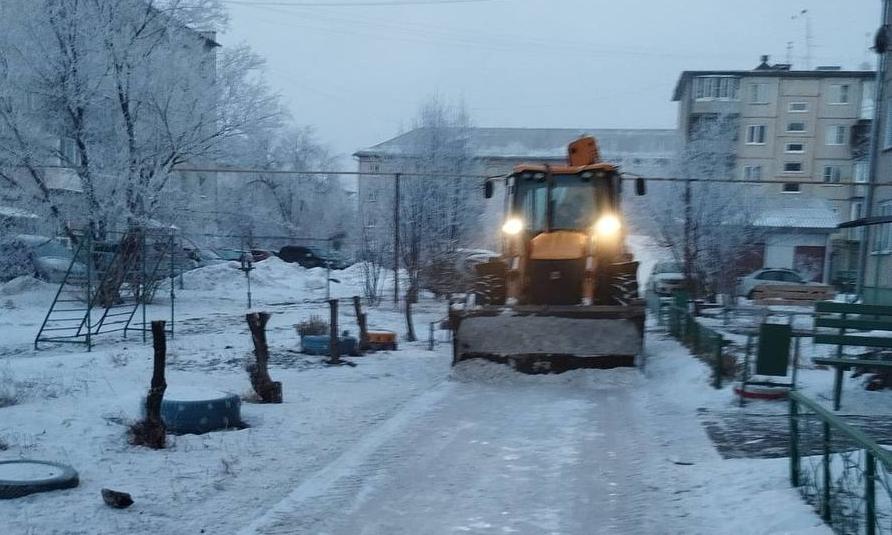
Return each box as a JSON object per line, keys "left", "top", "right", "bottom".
{"left": 0, "top": 234, "right": 86, "bottom": 283}
{"left": 249, "top": 249, "right": 275, "bottom": 263}
{"left": 278, "top": 246, "right": 348, "bottom": 269}
{"left": 648, "top": 261, "right": 685, "bottom": 296}
{"left": 183, "top": 246, "right": 227, "bottom": 269}
{"left": 214, "top": 249, "right": 247, "bottom": 262}
{"left": 737, "top": 268, "right": 807, "bottom": 299}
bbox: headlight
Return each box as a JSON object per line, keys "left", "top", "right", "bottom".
{"left": 502, "top": 217, "right": 523, "bottom": 235}
{"left": 594, "top": 214, "right": 621, "bottom": 237}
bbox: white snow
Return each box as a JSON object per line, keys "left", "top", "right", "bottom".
{"left": 0, "top": 255, "right": 841, "bottom": 534}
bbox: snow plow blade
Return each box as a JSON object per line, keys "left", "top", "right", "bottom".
{"left": 451, "top": 304, "right": 645, "bottom": 374}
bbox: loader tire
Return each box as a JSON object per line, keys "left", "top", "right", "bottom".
{"left": 597, "top": 261, "right": 640, "bottom": 306}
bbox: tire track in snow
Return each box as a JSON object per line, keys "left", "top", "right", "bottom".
{"left": 237, "top": 381, "right": 454, "bottom": 535}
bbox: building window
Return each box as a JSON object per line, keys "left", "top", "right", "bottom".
{"left": 785, "top": 142, "right": 805, "bottom": 153}
{"left": 365, "top": 215, "right": 376, "bottom": 229}
{"left": 851, "top": 200, "right": 864, "bottom": 240}
{"left": 875, "top": 201, "right": 892, "bottom": 252}
{"left": 861, "top": 80, "right": 875, "bottom": 119}
{"left": 59, "top": 138, "right": 81, "bottom": 167}
{"left": 786, "top": 122, "right": 807, "bottom": 133}
{"left": 822, "top": 165, "right": 842, "bottom": 183}
{"left": 749, "top": 83, "right": 768, "bottom": 104}
{"left": 371, "top": 163, "right": 381, "bottom": 172}
{"left": 743, "top": 166, "right": 763, "bottom": 180}
{"left": 829, "top": 84, "right": 850, "bottom": 104}
{"left": 854, "top": 161, "right": 869, "bottom": 183}
{"left": 784, "top": 162, "right": 803, "bottom": 173}
{"left": 825, "top": 125, "right": 847, "bottom": 145}
{"left": 694, "top": 76, "right": 740, "bottom": 101}
{"left": 783, "top": 183, "right": 801, "bottom": 193}
{"left": 746, "top": 125, "right": 766, "bottom": 144}
{"left": 366, "top": 189, "right": 379, "bottom": 202}
{"left": 789, "top": 102, "right": 808, "bottom": 113}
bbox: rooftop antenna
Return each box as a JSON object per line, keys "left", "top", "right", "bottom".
{"left": 786, "top": 41, "right": 794, "bottom": 65}
{"left": 791, "top": 9, "right": 813, "bottom": 69}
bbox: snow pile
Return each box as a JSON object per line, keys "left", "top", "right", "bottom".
{"left": 450, "top": 359, "right": 642, "bottom": 389}
{"left": 0, "top": 276, "right": 52, "bottom": 296}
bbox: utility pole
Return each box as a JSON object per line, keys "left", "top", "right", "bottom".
{"left": 393, "top": 172, "right": 401, "bottom": 306}
{"left": 857, "top": 0, "right": 890, "bottom": 297}
{"left": 683, "top": 178, "right": 694, "bottom": 296}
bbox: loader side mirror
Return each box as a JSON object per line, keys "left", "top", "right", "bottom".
{"left": 635, "top": 177, "right": 646, "bottom": 196}
{"left": 484, "top": 180, "right": 494, "bottom": 199}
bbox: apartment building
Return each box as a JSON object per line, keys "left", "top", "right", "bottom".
{"left": 673, "top": 56, "right": 876, "bottom": 282}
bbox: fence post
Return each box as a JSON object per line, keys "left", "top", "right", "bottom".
{"left": 713, "top": 333, "right": 723, "bottom": 389}
{"left": 822, "top": 420, "right": 832, "bottom": 524}
{"left": 789, "top": 396, "right": 800, "bottom": 487}
{"left": 866, "top": 451, "right": 876, "bottom": 535}
{"left": 86, "top": 233, "right": 93, "bottom": 352}
{"left": 428, "top": 321, "right": 435, "bottom": 351}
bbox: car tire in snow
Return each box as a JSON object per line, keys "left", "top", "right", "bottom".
{"left": 156, "top": 391, "right": 242, "bottom": 435}
{"left": 0, "top": 460, "right": 79, "bottom": 499}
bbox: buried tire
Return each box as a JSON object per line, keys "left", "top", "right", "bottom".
{"left": 0, "top": 460, "right": 79, "bottom": 499}
{"left": 156, "top": 390, "right": 242, "bottom": 435}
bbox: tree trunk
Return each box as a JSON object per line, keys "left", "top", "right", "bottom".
{"left": 353, "top": 295, "right": 369, "bottom": 351}
{"left": 405, "top": 283, "right": 417, "bottom": 342}
{"left": 130, "top": 320, "right": 167, "bottom": 448}
{"left": 246, "top": 312, "right": 282, "bottom": 403}
{"left": 327, "top": 299, "right": 341, "bottom": 364}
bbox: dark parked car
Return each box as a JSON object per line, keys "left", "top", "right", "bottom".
{"left": 250, "top": 249, "right": 275, "bottom": 263}
{"left": 278, "top": 246, "right": 347, "bottom": 269}
{"left": 0, "top": 234, "right": 86, "bottom": 283}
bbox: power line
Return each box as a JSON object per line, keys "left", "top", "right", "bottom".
{"left": 223, "top": 0, "right": 497, "bottom": 7}
{"left": 171, "top": 166, "right": 892, "bottom": 187}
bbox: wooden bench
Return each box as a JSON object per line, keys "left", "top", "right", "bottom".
{"left": 812, "top": 301, "right": 892, "bottom": 410}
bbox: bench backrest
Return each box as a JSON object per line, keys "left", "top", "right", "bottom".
{"left": 813, "top": 301, "right": 892, "bottom": 350}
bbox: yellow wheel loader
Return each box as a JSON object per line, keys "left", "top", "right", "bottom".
{"left": 451, "top": 136, "right": 647, "bottom": 373}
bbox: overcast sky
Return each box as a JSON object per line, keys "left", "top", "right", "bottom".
{"left": 221, "top": 0, "right": 880, "bottom": 167}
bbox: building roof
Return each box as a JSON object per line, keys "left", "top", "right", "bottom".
{"left": 755, "top": 196, "right": 841, "bottom": 230}
{"left": 355, "top": 127, "right": 679, "bottom": 162}
{"left": 672, "top": 67, "right": 875, "bottom": 101}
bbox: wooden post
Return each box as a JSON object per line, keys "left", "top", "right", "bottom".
{"left": 130, "top": 320, "right": 167, "bottom": 448}
{"left": 328, "top": 299, "right": 341, "bottom": 364}
{"left": 353, "top": 296, "right": 369, "bottom": 351}
{"left": 246, "top": 312, "right": 282, "bottom": 403}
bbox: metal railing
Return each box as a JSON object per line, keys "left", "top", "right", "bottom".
{"left": 666, "top": 298, "right": 729, "bottom": 389}
{"left": 790, "top": 391, "right": 892, "bottom": 534}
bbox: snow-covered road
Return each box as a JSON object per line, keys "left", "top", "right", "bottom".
{"left": 243, "top": 366, "right": 658, "bottom": 535}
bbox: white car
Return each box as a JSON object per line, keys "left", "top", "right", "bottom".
{"left": 648, "top": 261, "right": 685, "bottom": 296}
{"left": 737, "top": 268, "right": 807, "bottom": 299}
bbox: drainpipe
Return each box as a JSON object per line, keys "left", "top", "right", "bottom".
{"left": 856, "top": 0, "right": 891, "bottom": 298}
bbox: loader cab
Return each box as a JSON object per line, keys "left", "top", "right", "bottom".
{"left": 502, "top": 164, "right": 623, "bottom": 239}
{"left": 498, "top": 164, "right": 628, "bottom": 306}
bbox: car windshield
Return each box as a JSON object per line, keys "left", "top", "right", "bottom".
{"left": 515, "top": 174, "right": 597, "bottom": 232}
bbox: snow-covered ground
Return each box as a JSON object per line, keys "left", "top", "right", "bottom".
{"left": 0, "top": 259, "right": 831, "bottom": 534}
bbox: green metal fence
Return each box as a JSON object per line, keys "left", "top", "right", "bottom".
{"left": 789, "top": 391, "right": 892, "bottom": 534}
{"left": 645, "top": 290, "right": 670, "bottom": 326}
{"left": 666, "top": 296, "right": 728, "bottom": 389}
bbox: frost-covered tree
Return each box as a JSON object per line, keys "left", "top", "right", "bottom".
{"left": 396, "top": 97, "right": 477, "bottom": 339}
{"left": 217, "top": 124, "right": 355, "bottom": 246}
{"left": 646, "top": 114, "right": 766, "bottom": 298}
{"left": 0, "top": 0, "right": 281, "bottom": 235}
